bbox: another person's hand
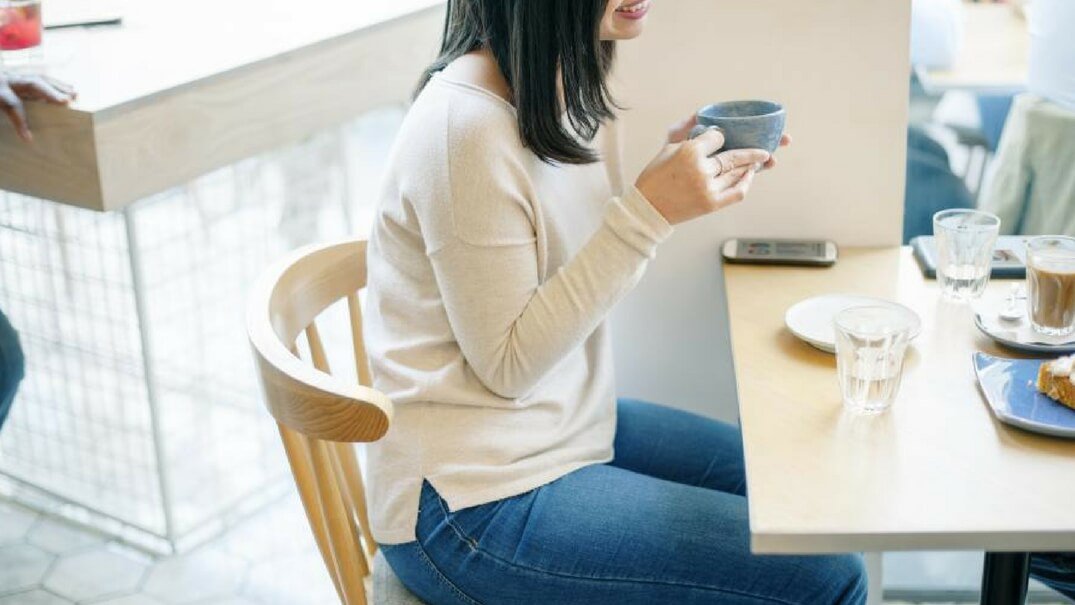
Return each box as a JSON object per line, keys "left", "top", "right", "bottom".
{"left": 0, "top": 72, "right": 77, "bottom": 142}
{"left": 635, "top": 128, "right": 770, "bottom": 225}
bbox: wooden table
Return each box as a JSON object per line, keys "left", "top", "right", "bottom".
{"left": 724, "top": 247, "right": 1075, "bottom": 604}
{"left": 0, "top": 0, "right": 444, "bottom": 211}
{"left": 923, "top": 3, "right": 1028, "bottom": 93}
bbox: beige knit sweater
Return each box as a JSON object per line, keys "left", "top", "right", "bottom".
{"left": 364, "top": 74, "right": 673, "bottom": 543}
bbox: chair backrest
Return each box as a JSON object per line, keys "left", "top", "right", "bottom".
{"left": 247, "top": 239, "right": 393, "bottom": 605}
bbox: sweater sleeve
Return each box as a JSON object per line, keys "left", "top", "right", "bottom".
{"left": 425, "top": 123, "right": 672, "bottom": 400}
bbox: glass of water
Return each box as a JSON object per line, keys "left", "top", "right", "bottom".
{"left": 834, "top": 306, "right": 915, "bottom": 414}
{"left": 933, "top": 209, "right": 1001, "bottom": 302}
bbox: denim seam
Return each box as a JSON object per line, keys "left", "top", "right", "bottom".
{"left": 433, "top": 494, "right": 803, "bottom": 605}
{"left": 412, "top": 539, "right": 483, "bottom": 605}
{"left": 696, "top": 452, "right": 720, "bottom": 488}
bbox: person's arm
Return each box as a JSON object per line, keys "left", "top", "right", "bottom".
{"left": 0, "top": 72, "right": 76, "bottom": 142}
{"left": 426, "top": 123, "right": 766, "bottom": 400}
{"left": 979, "top": 102, "right": 1031, "bottom": 235}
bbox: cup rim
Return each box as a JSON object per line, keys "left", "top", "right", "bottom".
{"left": 932, "top": 208, "right": 1001, "bottom": 230}
{"left": 834, "top": 305, "right": 917, "bottom": 338}
{"left": 1027, "top": 235, "right": 1075, "bottom": 250}
{"left": 698, "top": 100, "right": 785, "bottom": 120}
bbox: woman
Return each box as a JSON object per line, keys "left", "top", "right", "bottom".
{"left": 365, "top": 0, "right": 866, "bottom": 602}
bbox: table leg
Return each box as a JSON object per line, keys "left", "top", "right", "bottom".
{"left": 864, "top": 552, "right": 883, "bottom": 605}
{"left": 980, "top": 552, "right": 1030, "bottom": 605}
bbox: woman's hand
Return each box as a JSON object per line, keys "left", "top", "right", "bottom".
{"left": 0, "top": 72, "right": 77, "bottom": 142}
{"left": 667, "top": 113, "right": 792, "bottom": 170}
{"left": 666, "top": 114, "right": 698, "bottom": 145}
{"left": 759, "top": 133, "right": 792, "bottom": 171}
{"left": 635, "top": 128, "right": 770, "bottom": 226}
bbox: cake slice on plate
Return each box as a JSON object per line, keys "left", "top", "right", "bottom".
{"left": 1036, "top": 355, "right": 1075, "bottom": 411}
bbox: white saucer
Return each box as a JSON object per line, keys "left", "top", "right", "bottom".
{"left": 784, "top": 294, "right": 922, "bottom": 353}
{"left": 973, "top": 289, "right": 1075, "bottom": 354}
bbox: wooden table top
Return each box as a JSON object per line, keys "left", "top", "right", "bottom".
{"left": 0, "top": 0, "right": 445, "bottom": 211}
{"left": 723, "top": 247, "right": 1075, "bottom": 554}
{"left": 923, "top": 3, "right": 1028, "bottom": 93}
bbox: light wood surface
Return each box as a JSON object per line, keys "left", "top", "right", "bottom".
{"left": 248, "top": 239, "right": 396, "bottom": 604}
{"left": 923, "top": 3, "right": 1028, "bottom": 93}
{"left": 724, "top": 247, "right": 1075, "bottom": 554}
{"left": 0, "top": 0, "right": 445, "bottom": 210}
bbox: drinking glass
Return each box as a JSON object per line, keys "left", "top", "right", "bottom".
{"left": 834, "top": 306, "right": 915, "bottom": 414}
{"left": 933, "top": 209, "right": 1001, "bottom": 302}
{"left": 1026, "top": 236, "right": 1075, "bottom": 337}
{"left": 0, "top": 0, "right": 42, "bottom": 68}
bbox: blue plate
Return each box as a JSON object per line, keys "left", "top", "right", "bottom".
{"left": 973, "top": 353, "right": 1075, "bottom": 439}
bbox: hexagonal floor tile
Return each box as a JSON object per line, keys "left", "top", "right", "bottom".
{"left": 0, "top": 589, "right": 73, "bottom": 604}
{"left": 92, "top": 594, "right": 166, "bottom": 605}
{"left": 0, "top": 502, "right": 39, "bottom": 545}
{"left": 219, "top": 496, "right": 314, "bottom": 562}
{"left": 25, "top": 518, "right": 105, "bottom": 555}
{"left": 43, "top": 545, "right": 148, "bottom": 602}
{"left": 142, "top": 548, "right": 247, "bottom": 604}
{"left": 0, "top": 544, "right": 54, "bottom": 594}
{"left": 243, "top": 550, "right": 337, "bottom": 605}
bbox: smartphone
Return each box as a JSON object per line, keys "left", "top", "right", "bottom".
{"left": 721, "top": 238, "right": 838, "bottom": 267}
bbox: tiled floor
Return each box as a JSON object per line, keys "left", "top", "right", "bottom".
{"left": 0, "top": 495, "right": 336, "bottom": 605}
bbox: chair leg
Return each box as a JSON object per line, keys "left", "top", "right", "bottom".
{"left": 308, "top": 438, "right": 369, "bottom": 605}
{"left": 333, "top": 441, "right": 378, "bottom": 558}
{"left": 278, "top": 424, "right": 346, "bottom": 603}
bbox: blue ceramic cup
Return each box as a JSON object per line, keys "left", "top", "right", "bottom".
{"left": 688, "top": 100, "right": 786, "bottom": 153}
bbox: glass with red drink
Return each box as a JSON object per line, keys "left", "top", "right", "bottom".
{"left": 0, "top": 0, "right": 42, "bottom": 68}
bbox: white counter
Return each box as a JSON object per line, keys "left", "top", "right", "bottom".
{"left": 0, "top": 0, "right": 444, "bottom": 210}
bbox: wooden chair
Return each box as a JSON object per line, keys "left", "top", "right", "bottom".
{"left": 246, "top": 239, "right": 424, "bottom": 605}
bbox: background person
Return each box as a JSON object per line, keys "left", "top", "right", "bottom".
{"left": 0, "top": 70, "right": 76, "bottom": 432}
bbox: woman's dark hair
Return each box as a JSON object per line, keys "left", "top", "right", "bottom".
{"left": 417, "top": 0, "right": 618, "bottom": 165}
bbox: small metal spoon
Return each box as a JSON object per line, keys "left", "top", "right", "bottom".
{"left": 999, "top": 283, "right": 1024, "bottom": 322}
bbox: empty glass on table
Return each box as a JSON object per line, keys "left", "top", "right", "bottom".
{"left": 933, "top": 209, "right": 1001, "bottom": 302}
{"left": 834, "top": 305, "right": 916, "bottom": 414}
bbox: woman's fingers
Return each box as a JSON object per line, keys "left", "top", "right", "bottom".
{"left": 41, "top": 75, "right": 76, "bottom": 98}
{"left": 666, "top": 114, "right": 699, "bottom": 144}
{"left": 779, "top": 133, "right": 792, "bottom": 147}
{"left": 689, "top": 127, "right": 725, "bottom": 158}
{"left": 712, "top": 166, "right": 757, "bottom": 208}
{"left": 0, "top": 86, "right": 32, "bottom": 142}
{"left": 712, "top": 166, "right": 750, "bottom": 191}
{"left": 10, "top": 75, "right": 75, "bottom": 104}
{"left": 712, "top": 148, "right": 770, "bottom": 176}
{"left": 37, "top": 82, "right": 74, "bottom": 104}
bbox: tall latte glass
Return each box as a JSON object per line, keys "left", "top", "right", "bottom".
{"left": 1026, "top": 236, "right": 1075, "bottom": 337}
{"left": 933, "top": 209, "right": 1001, "bottom": 301}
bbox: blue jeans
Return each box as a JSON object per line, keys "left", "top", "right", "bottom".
{"left": 0, "top": 309, "right": 24, "bottom": 432}
{"left": 1031, "top": 552, "right": 1075, "bottom": 600}
{"left": 382, "top": 399, "right": 868, "bottom": 604}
